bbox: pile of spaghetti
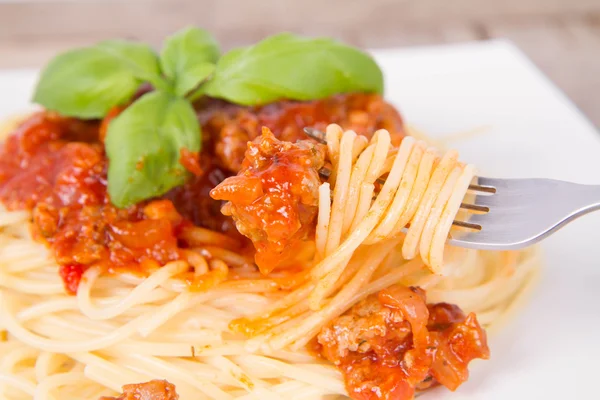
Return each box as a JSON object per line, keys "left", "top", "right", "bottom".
{"left": 0, "top": 94, "right": 540, "bottom": 400}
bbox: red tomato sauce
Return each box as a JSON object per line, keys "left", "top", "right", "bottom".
{"left": 197, "top": 93, "right": 404, "bottom": 172}
{"left": 0, "top": 113, "right": 187, "bottom": 290}
{"left": 210, "top": 128, "right": 326, "bottom": 273}
{"left": 0, "top": 94, "right": 403, "bottom": 294}
{"left": 0, "top": 95, "right": 488, "bottom": 400}
{"left": 317, "top": 285, "right": 490, "bottom": 400}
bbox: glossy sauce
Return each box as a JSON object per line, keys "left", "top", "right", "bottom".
{"left": 0, "top": 94, "right": 403, "bottom": 293}
{"left": 0, "top": 96, "right": 487, "bottom": 400}
{"left": 210, "top": 128, "right": 326, "bottom": 273}
{"left": 0, "top": 112, "right": 230, "bottom": 293}
{"left": 197, "top": 93, "right": 404, "bottom": 172}
{"left": 317, "top": 285, "right": 490, "bottom": 400}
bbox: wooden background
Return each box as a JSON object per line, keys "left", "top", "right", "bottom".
{"left": 0, "top": 0, "right": 599, "bottom": 126}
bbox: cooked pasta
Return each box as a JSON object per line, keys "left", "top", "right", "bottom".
{"left": 0, "top": 104, "right": 540, "bottom": 399}
{"left": 224, "top": 125, "right": 539, "bottom": 356}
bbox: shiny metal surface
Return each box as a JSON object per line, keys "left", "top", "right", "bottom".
{"left": 448, "top": 177, "right": 600, "bottom": 250}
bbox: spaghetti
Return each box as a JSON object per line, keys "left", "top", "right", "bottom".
{"left": 0, "top": 105, "right": 540, "bottom": 400}
{"left": 218, "top": 126, "right": 538, "bottom": 352}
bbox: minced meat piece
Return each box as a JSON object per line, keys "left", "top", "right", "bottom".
{"left": 317, "top": 285, "right": 489, "bottom": 400}
{"left": 211, "top": 127, "right": 326, "bottom": 273}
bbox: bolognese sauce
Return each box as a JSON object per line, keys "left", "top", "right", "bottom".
{"left": 0, "top": 93, "right": 403, "bottom": 293}
{"left": 317, "top": 285, "right": 489, "bottom": 400}
{"left": 0, "top": 93, "right": 490, "bottom": 400}
{"left": 198, "top": 93, "right": 404, "bottom": 172}
{"left": 211, "top": 128, "right": 326, "bottom": 273}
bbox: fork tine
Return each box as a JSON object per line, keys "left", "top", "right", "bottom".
{"left": 304, "top": 127, "right": 327, "bottom": 144}
{"left": 468, "top": 184, "right": 496, "bottom": 193}
{"left": 460, "top": 203, "right": 490, "bottom": 212}
{"left": 452, "top": 220, "right": 482, "bottom": 230}
{"left": 469, "top": 177, "right": 498, "bottom": 193}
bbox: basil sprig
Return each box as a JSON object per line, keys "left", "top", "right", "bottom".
{"left": 33, "top": 27, "right": 216, "bottom": 207}
{"left": 33, "top": 29, "right": 384, "bottom": 208}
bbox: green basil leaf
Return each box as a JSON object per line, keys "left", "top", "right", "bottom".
{"left": 203, "top": 33, "right": 383, "bottom": 105}
{"left": 96, "top": 40, "right": 161, "bottom": 81}
{"left": 174, "top": 62, "right": 215, "bottom": 97}
{"left": 105, "top": 91, "right": 201, "bottom": 208}
{"left": 185, "top": 63, "right": 218, "bottom": 101}
{"left": 33, "top": 47, "right": 140, "bottom": 118}
{"left": 160, "top": 27, "right": 220, "bottom": 96}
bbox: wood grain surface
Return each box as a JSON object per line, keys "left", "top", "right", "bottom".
{"left": 0, "top": 0, "right": 598, "bottom": 126}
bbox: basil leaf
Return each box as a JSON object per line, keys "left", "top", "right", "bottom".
{"left": 105, "top": 91, "right": 201, "bottom": 208}
{"left": 160, "top": 27, "right": 220, "bottom": 96}
{"left": 33, "top": 47, "right": 140, "bottom": 118}
{"left": 96, "top": 40, "right": 161, "bottom": 81}
{"left": 186, "top": 63, "right": 218, "bottom": 101}
{"left": 203, "top": 33, "right": 383, "bottom": 105}
{"left": 174, "top": 62, "right": 216, "bottom": 98}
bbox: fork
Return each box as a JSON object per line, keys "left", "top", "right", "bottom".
{"left": 304, "top": 127, "right": 600, "bottom": 251}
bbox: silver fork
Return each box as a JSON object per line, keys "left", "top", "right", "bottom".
{"left": 303, "top": 127, "right": 600, "bottom": 251}
{"left": 447, "top": 177, "right": 600, "bottom": 250}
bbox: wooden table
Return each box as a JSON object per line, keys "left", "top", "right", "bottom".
{"left": 1, "top": 0, "right": 599, "bottom": 127}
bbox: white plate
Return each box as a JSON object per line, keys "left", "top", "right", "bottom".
{"left": 1, "top": 39, "right": 599, "bottom": 399}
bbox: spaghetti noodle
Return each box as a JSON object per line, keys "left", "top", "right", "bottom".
{"left": 0, "top": 105, "right": 540, "bottom": 400}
